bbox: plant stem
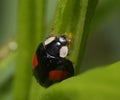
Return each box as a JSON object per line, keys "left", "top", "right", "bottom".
{"left": 14, "top": 0, "right": 46, "bottom": 100}
{"left": 54, "top": 0, "right": 98, "bottom": 75}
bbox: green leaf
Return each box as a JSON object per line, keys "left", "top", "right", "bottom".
{"left": 71, "top": 0, "right": 98, "bottom": 74}
{"left": 54, "top": 0, "right": 98, "bottom": 74}
{"left": 29, "top": 78, "right": 45, "bottom": 100}
{"left": 39, "top": 61, "right": 120, "bottom": 100}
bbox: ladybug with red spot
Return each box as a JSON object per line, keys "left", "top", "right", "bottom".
{"left": 32, "top": 33, "right": 74, "bottom": 87}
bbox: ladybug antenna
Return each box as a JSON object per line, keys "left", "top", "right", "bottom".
{"left": 64, "top": 32, "right": 72, "bottom": 45}
{"left": 50, "top": 26, "right": 55, "bottom": 36}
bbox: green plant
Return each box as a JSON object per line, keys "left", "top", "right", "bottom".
{"left": 12, "top": 0, "right": 120, "bottom": 100}
{"left": 53, "top": 0, "right": 98, "bottom": 74}
{"left": 13, "top": 0, "right": 46, "bottom": 100}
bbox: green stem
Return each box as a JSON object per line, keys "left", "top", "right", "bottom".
{"left": 54, "top": 0, "right": 77, "bottom": 34}
{"left": 34, "top": 0, "right": 46, "bottom": 44}
{"left": 70, "top": 0, "right": 89, "bottom": 74}
{"left": 14, "top": 1, "right": 35, "bottom": 100}
{"left": 54, "top": 0, "right": 98, "bottom": 75}
{"left": 14, "top": 0, "right": 46, "bottom": 100}
{"left": 75, "top": 0, "right": 98, "bottom": 74}
{"left": 29, "top": 1, "right": 46, "bottom": 99}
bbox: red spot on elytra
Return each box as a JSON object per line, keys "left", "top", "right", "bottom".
{"left": 33, "top": 54, "right": 38, "bottom": 69}
{"left": 49, "top": 70, "right": 68, "bottom": 81}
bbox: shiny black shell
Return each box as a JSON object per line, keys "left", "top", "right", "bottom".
{"left": 33, "top": 43, "right": 74, "bottom": 87}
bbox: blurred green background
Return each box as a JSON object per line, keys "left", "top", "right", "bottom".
{"left": 0, "top": 0, "right": 120, "bottom": 100}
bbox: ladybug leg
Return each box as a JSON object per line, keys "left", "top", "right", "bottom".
{"left": 46, "top": 27, "right": 55, "bottom": 39}
{"left": 45, "top": 32, "right": 55, "bottom": 39}
{"left": 50, "top": 27, "right": 54, "bottom": 35}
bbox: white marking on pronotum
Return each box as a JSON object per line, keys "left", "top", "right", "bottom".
{"left": 59, "top": 37, "right": 65, "bottom": 43}
{"left": 60, "top": 46, "right": 68, "bottom": 58}
{"left": 44, "top": 37, "right": 55, "bottom": 45}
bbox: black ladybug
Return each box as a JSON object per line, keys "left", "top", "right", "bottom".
{"left": 32, "top": 34, "right": 74, "bottom": 87}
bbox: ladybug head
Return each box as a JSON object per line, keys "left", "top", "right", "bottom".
{"left": 57, "top": 35, "right": 71, "bottom": 46}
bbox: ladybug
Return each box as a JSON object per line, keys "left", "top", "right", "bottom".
{"left": 32, "top": 34, "right": 74, "bottom": 87}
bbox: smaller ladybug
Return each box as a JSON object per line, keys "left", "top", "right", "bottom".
{"left": 32, "top": 33, "right": 74, "bottom": 87}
